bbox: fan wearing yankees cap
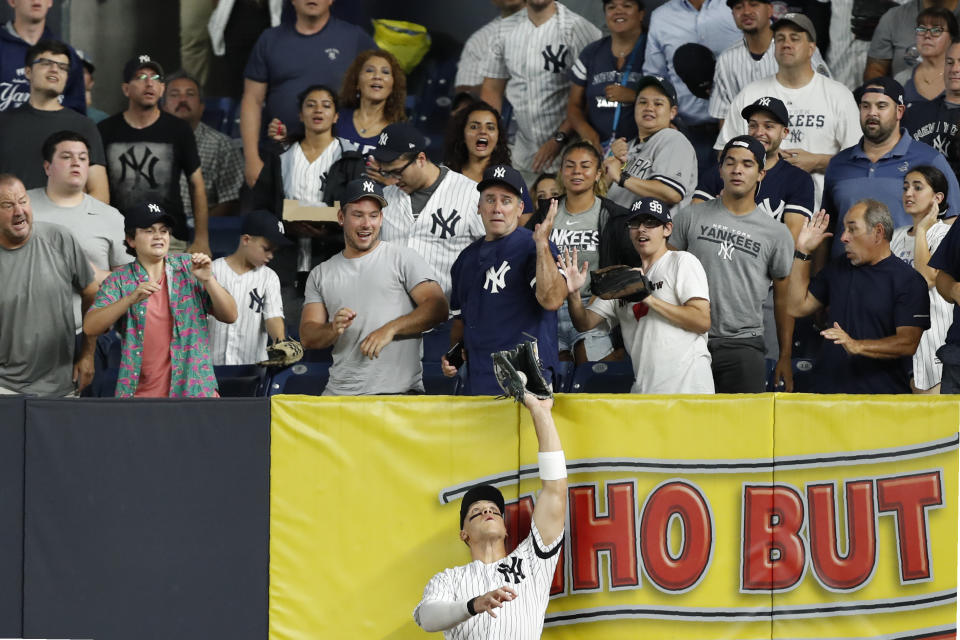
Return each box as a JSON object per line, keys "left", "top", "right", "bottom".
{"left": 715, "top": 12, "right": 861, "bottom": 210}
{"left": 822, "top": 76, "right": 960, "bottom": 262}
{"left": 84, "top": 201, "right": 238, "bottom": 398}
{"left": 603, "top": 75, "right": 698, "bottom": 217}
{"left": 443, "top": 164, "right": 567, "bottom": 395}
{"left": 414, "top": 389, "right": 565, "bottom": 639}
{"left": 560, "top": 196, "right": 714, "bottom": 393}
{"left": 208, "top": 210, "right": 294, "bottom": 366}
{"left": 373, "top": 122, "right": 485, "bottom": 297}
{"left": 671, "top": 136, "right": 795, "bottom": 393}
{"left": 299, "top": 177, "right": 448, "bottom": 395}
{"left": 695, "top": 96, "right": 815, "bottom": 242}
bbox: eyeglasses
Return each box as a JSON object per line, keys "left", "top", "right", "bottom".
{"left": 379, "top": 157, "right": 416, "bottom": 180}
{"left": 132, "top": 73, "right": 162, "bottom": 83}
{"left": 916, "top": 26, "right": 946, "bottom": 36}
{"left": 31, "top": 57, "right": 70, "bottom": 72}
{"left": 628, "top": 218, "right": 664, "bottom": 229}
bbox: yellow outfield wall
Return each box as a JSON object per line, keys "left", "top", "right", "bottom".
{"left": 269, "top": 394, "right": 959, "bottom": 640}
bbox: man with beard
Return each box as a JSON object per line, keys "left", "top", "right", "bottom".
{"left": 162, "top": 71, "right": 243, "bottom": 220}
{"left": 822, "top": 76, "right": 960, "bottom": 259}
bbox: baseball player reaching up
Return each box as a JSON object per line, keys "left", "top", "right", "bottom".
{"left": 414, "top": 391, "right": 566, "bottom": 639}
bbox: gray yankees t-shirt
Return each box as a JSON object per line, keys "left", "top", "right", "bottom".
{"left": 550, "top": 196, "right": 601, "bottom": 296}
{"left": 304, "top": 241, "right": 438, "bottom": 395}
{"left": 0, "top": 223, "right": 95, "bottom": 396}
{"left": 670, "top": 199, "right": 794, "bottom": 339}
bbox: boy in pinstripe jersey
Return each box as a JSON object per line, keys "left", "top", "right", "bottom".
{"left": 414, "top": 392, "right": 566, "bottom": 639}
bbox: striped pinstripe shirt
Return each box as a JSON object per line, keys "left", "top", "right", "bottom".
{"left": 481, "top": 3, "right": 601, "bottom": 172}
{"left": 414, "top": 521, "right": 563, "bottom": 640}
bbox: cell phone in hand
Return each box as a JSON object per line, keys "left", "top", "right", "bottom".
{"left": 444, "top": 341, "right": 464, "bottom": 369}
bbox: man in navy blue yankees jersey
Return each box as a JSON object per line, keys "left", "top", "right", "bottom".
{"left": 442, "top": 164, "right": 567, "bottom": 395}
{"left": 414, "top": 392, "right": 566, "bottom": 639}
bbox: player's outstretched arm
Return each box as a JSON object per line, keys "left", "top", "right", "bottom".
{"left": 524, "top": 394, "right": 566, "bottom": 544}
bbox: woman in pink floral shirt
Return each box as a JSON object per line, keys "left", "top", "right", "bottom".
{"left": 83, "top": 202, "right": 238, "bottom": 397}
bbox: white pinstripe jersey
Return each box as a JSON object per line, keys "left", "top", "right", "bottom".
{"left": 280, "top": 137, "right": 357, "bottom": 206}
{"left": 208, "top": 258, "right": 284, "bottom": 365}
{"left": 605, "top": 127, "right": 698, "bottom": 215}
{"left": 414, "top": 521, "right": 563, "bottom": 640}
{"left": 481, "top": 3, "right": 601, "bottom": 172}
{"left": 709, "top": 38, "right": 831, "bottom": 120}
{"left": 455, "top": 17, "right": 503, "bottom": 88}
{"left": 381, "top": 170, "right": 485, "bottom": 297}
{"left": 890, "top": 221, "right": 952, "bottom": 389}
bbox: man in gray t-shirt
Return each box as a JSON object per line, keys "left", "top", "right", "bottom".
{"left": 299, "top": 178, "right": 448, "bottom": 395}
{"left": 670, "top": 136, "right": 794, "bottom": 393}
{"left": 29, "top": 130, "right": 132, "bottom": 330}
{"left": 0, "top": 175, "right": 97, "bottom": 396}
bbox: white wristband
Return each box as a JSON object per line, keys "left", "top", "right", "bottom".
{"left": 538, "top": 450, "right": 567, "bottom": 480}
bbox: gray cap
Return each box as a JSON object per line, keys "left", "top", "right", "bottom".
{"left": 771, "top": 12, "right": 816, "bottom": 42}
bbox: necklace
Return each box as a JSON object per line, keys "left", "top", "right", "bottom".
{"left": 355, "top": 111, "right": 381, "bottom": 135}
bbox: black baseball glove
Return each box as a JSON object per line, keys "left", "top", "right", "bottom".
{"left": 258, "top": 338, "right": 304, "bottom": 367}
{"left": 590, "top": 265, "right": 652, "bottom": 302}
{"left": 491, "top": 341, "right": 552, "bottom": 403}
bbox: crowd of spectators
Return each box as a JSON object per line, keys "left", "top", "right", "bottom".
{"left": 4, "top": 0, "right": 960, "bottom": 398}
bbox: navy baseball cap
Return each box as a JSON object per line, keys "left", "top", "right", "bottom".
{"left": 855, "top": 76, "right": 905, "bottom": 107}
{"left": 741, "top": 96, "right": 790, "bottom": 126}
{"left": 721, "top": 135, "right": 766, "bottom": 167}
{"left": 477, "top": 164, "right": 528, "bottom": 200}
{"left": 341, "top": 176, "right": 388, "bottom": 207}
{"left": 459, "top": 484, "right": 505, "bottom": 529}
{"left": 627, "top": 197, "right": 672, "bottom": 225}
{"left": 771, "top": 12, "right": 817, "bottom": 41}
{"left": 241, "top": 210, "right": 293, "bottom": 247}
{"left": 124, "top": 201, "right": 176, "bottom": 230}
{"left": 123, "top": 54, "right": 164, "bottom": 83}
{"left": 636, "top": 75, "right": 678, "bottom": 106}
{"left": 672, "top": 44, "right": 715, "bottom": 100}
{"left": 371, "top": 122, "right": 427, "bottom": 163}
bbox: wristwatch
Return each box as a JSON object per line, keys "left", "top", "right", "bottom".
{"left": 794, "top": 249, "right": 812, "bottom": 261}
{"left": 553, "top": 130, "right": 570, "bottom": 145}
{"left": 618, "top": 171, "right": 630, "bottom": 188}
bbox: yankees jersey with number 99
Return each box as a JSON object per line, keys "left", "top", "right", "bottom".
{"left": 208, "top": 258, "right": 283, "bottom": 365}
{"left": 414, "top": 521, "right": 563, "bottom": 640}
{"left": 381, "top": 169, "right": 484, "bottom": 297}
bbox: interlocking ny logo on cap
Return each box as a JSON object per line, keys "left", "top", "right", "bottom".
{"left": 494, "top": 167, "right": 506, "bottom": 178}
{"left": 379, "top": 132, "right": 388, "bottom": 146}
{"left": 277, "top": 220, "right": 285, "bottom": 234}
{"left": 139, "top": 55, "right": 151, "bottom": 64}
{"left": 147, "top": 203, "right": 161, "bottom": 213}
{"left": 758, "top": 97, "right": 771, "bottom": 106}
{"left": 362, "top": 181, "right": 375, "bottom": 193}
{"left": 631, "top": 200, "right": 643, "bottom": 211}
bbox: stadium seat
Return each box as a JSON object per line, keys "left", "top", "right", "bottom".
{"left": 552, "top": 361, "right": 574, "bottom": 393}
{"left": 302, "top": 347, "right": 333, "bottom": 362}
{"left": 422, "top": 363, "right": 463, "bottom": 395}
{"left": 792, "top": 358, "right": 816, "bottom": 393}
{"left": 569, "top": 361, "right": 635, "bottom": 393}
{"left": 208, "top": 216, "right": 243, "bottom": 259}
{"left": 410, "top": 57, "right": 458, "bottom": 160}
{"left": 201, "top": 96, "right": 239, "bottom": 136}
{"left": 214, "top": 364, "right": 268, "bottom": 397}
{"left": 268, "top": 362, "right": 331, "bottom": 396}
{"left": 92, "top": 368, "right": 119, "bottom": 397}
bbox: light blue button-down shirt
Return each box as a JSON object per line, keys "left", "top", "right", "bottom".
{"left": 643, "top": 0, "right": 741, "bottom": 125}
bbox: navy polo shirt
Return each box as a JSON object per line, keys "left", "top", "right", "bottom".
{"left": 244, "top": 18, "right": 375, "bottom": 138}
{"left": 808, "top": 254, "right": 930, "bottom": 393}
{"left": 929, "top": 219, "right": 960, "bottom": 346}
{"left": 450, "top": 227, "right": 560, "bottom": 396}
{"left": 823, "top": 129, "right": 960, "bottom": 257}
{"left": 694, "top": 158, "right": 815, "bottom": 223}
{"left": 569, "top": 36, "right": 644, "bottom": 143}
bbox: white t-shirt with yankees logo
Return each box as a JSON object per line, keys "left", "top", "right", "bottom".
{"left": 715, "top": 73, "right": 861, "bottom": 209}
{"left": 381, "top": 169, "right": 485, "bottom": 297}
{"left": 208, "top": 258, "right": 283, "bottom": 365}
{"left": 588, "top": 250, "right": 714, "bottom": 394}
{"left": 414, "top": 521, "right": 563, "bottom": 640}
